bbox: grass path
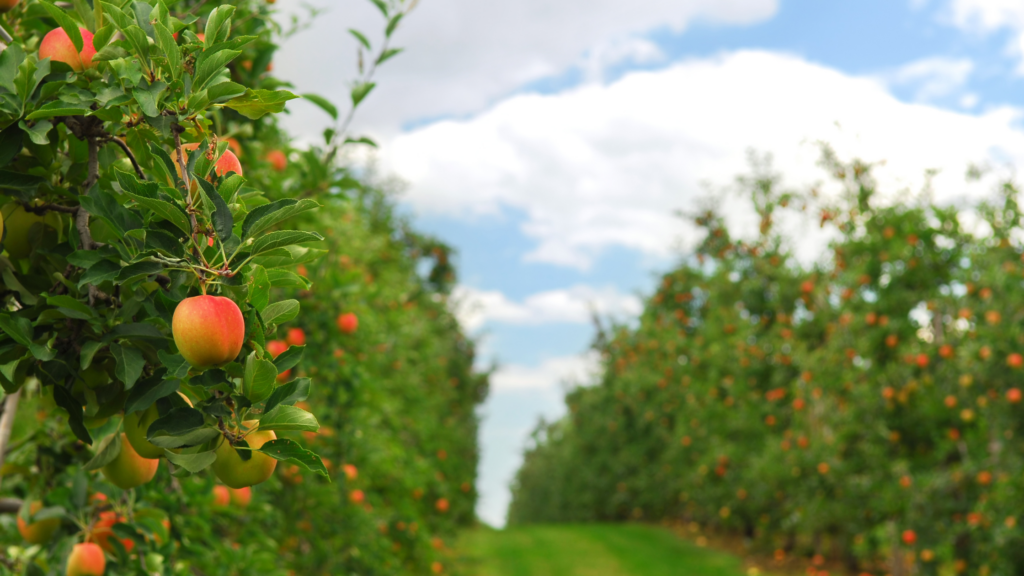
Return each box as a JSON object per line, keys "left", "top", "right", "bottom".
{"left": 455, "top": 524, "right": 765, "bottom": 576}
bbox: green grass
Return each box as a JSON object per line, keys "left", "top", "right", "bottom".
{"left": 455, "top": 524, "right": 756, "bottom": 576}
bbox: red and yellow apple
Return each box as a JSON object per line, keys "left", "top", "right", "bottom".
{"left": 172, "top": 295, "right": 245, "bottom": 368}
{"left": 337, "top": 312, "right": 358, "bottom": 334}
{"left": 229, "top": 486, "right": 252, "bottom": 507}
{"left": 286, "top": 328, "right": 305, "bottom": 347}
{"left": 39, "top": 27, "right": 96, "bottom": 72}
{"left": 171, "top": 142, "right": 244, "bottom": 179}
{"left": 67, "top": 542, "right": 106, "bottom": 576}
{"left": 212, "top": 422, "right": 278, "bottom": 488}
{"left": 101, "top": 433, "right": 159, "bottom": 489}
{"left": 266, "top": 150, "right": 287, "bottom": 171}
{"left": 17, "top": 501, "right": 60, "bottom": 544}
{"left": 212, "top": 485, "right": 230, "bottom": 507}
{"left": 90, "top": 510, "right": 134, "bottom": 553}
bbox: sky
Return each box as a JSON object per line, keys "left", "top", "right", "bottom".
{"left": 274, "top": 0, "right": 1024, "bottom": 527}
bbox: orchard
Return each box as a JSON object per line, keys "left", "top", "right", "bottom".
{"left": 509, "top": 151, "right": 1024, "bottom": 575}
{"left": 0, "top": 0, "right": 486, "bottom": 575}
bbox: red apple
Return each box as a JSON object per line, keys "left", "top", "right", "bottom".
{"left": 39, "top": 27, "right": 96, "bottom": 72}
{"left": 349, "top": 489, "right": 365, "bottom": 503}
{"left": 17, "top": 501, "right": 60, "bottom": 544}
{"left": 436, "top": 498, "right": 449, "bottom": 513}
{"left": 337, "top": 312, "right": 358, "bottom": 334}
{"left": 266, "top": 150, "right": 287, "bottom": 172}
{"left": 172, "top": 142, "right": 244, "bottom": 179}
{"left": 343, "top": 464, "right": 358, "bottom": 480}
{"left": 902, "top": 529, "right": 917, "bottom": 546}
{"left": 67, "top": 542, "right": 106, "bottom": 576}
{"left": 172, "top": 295, "right": 245, "bottom": 368}
{"left": 229, "top": 486, "right": 252, "bottom": 507}
{"left": 212, "top": 485, "right": 230, "bottom": 507}
{"left": 1008, "top": 388, "right": 1022, "bottom": 403}
{"left": 90, "top": 510, "right": 134, "bottom": 553}
{"left": 1009, "top": 353, "right": 1023, "bottom": 369}
{"left": 286, "top": 328, "right": 305, "bottom": 347}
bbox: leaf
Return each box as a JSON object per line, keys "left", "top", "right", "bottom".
{"left": 124, "top": 375, "right": 178, "bottom": 415}
{"left": 71, "top": 0, "right": 95, "bottom": 31}
{"left": 46, "top": 295, "right": 94, "bottom": 320}
{"left": 26, "top": 102, "right": 90, "bottom": 120}
{"left": 385, "top": 13, "right": 404, "bottom": 37}
{"left": 78, "top": 260, "right": 120, "bottom": 287}
{"left": 204, "top": 5, "right": 236, "bottom": 47}
{"left": 224, "top": 89, "right": 299, "bottom": 120}
{"left": 348, "top": 29, "right": 371, "bottom": 49}
{"left": 40, "top": 2, "right": 85, "bottom": 53}
{"left": 132, "top": 80, "right": 167, "bottom": 117}
{"left": 115, "top": 261, "right": 164, "bottom": 285}
{"left": 263, "top": 377, "right": 310, "bottom": 416}
{"left": 243, "top": 352, "right": 277, "bottom": 404}
{"left": 252, "top": 246, "right": 327, "bottom": 269}
{"left": 158, "top": 350, "right": 190, "bottom": 379}
{"left": 258, "top": 404, "right": 319, "bottom": 432}
{"left": 241, "top": 198, "right": 320, "bottom": 240}
{"left": 110, "top": 343, "right": 145, "bottom": 390}
{"left": 247, "top": 265, "right": 270, "bottom": 312}
{"left": 164, "top": 449, "right": 217, "bottom": 473}
{"left": 261, "top": 300, "right": 299, "bottom": 327}
{"left": 122, "top": 25, "right": 151, "bottom": 65}
{"left": 195, "top": 177, "right": 233, "bottom": 241}
{"left": 272, "top": 345, "right": 304, "bottom": 374}
{"left": 266, "top": 269, "right": 311, "bottom": 290}
{"left": 376, "top": 47, "right": 404, "bottom": 65}
{"left": 148, "top": 427, "right": 219, "bottom": 449}
{"left": 82, "top": 433, "right": 121, "bottom": 471}
{"left": 146, "top": 406, "right": 204, "bottom": 438}
{"left": 369, "top": 0, "right": 388, "bottom": 17}
{"left": 251, "top": 230, "right": 323, "bottom": 256}
{"left": 302, "top": 93, "right": 337, "bottom": 120}
{"left": 351, "top": 82, "right": 375, "bottom": 107}
{"left": 206, "top": 81, "right": 246, "bottom": 104}
{"left": 110, "top": 323, "right": 166, "bottom": 340}
{"left": 256, "top": 438, "right": 328, "bottom": 478}
{"left": 153, "top": 21, "right": 180, "bottom": 80}
{"left": 0, "top": 313, "right": 33, "bottom": 347}
{"left": 0, "top": 171, "right": 45, "bottom": 194}
{"left": 194, "top": 49, "right": 241, "bottom": 91}
{"left": 93, "top": 24, "right": 115, "bottom": 50}
{"left": 19, "top": 120, "right": 52, "bottom": 145}
{"left": 80, "top": 341, "right": 104, "bottom": 370}
{"left": 53, "top": 385, "right": 91, "bottom": 444}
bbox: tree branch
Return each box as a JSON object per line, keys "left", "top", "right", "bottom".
{"left": 107, "top": 137, "right": 146, "bottom": 181}
{"left": 0, "top": 498, "right": 21, "bottom": 514}
{"left": 0, "top": 390, "right": 22, "bottom": 494}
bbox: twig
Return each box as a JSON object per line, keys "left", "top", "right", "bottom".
{"left": 0, "top": 390, "right": 22, "bottom": 494}
{"left": 0, "top": 498, "right": 21, "bottom": 514}
{"left": 106, "top": 137, "right": 145, "bottom": 181}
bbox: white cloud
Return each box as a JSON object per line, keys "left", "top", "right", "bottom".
{"left": 879, "top": 56, "right": 974, "bottom": 101}
{"left": 452, "top": 285, "right": 642, "bottom": 332}
{"left": 272, "top": 0, "right": 777, "bottom": 140}
{"left": 388, "top": 50, "right": 1024, "bottom": 268}
{"left": 490, "top": 352, "right": 600, "bottom": 392}
{"left": 945, "top": 1, "right": 1024, "bottom": 72}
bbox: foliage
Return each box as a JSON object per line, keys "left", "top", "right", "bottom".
{"left": 509, "top": 151, "right": 1024, "bottom": 576}
{"left": 0, "top": 0, "right": 485, "bottom": 574}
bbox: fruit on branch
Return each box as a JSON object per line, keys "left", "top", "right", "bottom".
{"left": 124, "top": 392, "right": 194, "bottom": 459}
{"left": 0, "top": 0, "right": 20, "bottom": 13}
{"left": 349, "top": 489, "right": 364, "bottom": 503}
{"left": 286, "top": 328, "right": 305, "bottom": 346}
{"left": 266, "top": 339, "right": 291, "bottom": 382}
{"left": 66, "top": 542, "right": 106, "bottom": 576}
{"left": 172, "top": 296, "right": 245, "bottom": 369}
{"left": 16, "top": 501, "right": 60, "bottom": 544}
{"left": 212, "top": 421, "right": 278, "bottom": 488}
{"left": 266, "top": 150, "right": 287, "bottom": 171}
{"left": 337, "top": 312, "right": 358, "bottom": 334}
{"left": 2, "top": 203, "right": 62, "bottom": 259}
{"left": 343, "top": 463, "right": 358, "bottom": 480}
{"left": 39, "top": 27, "right": 97, "bottom": 72}
{"left": 172, "top": 142, "right": 244, "bottom": 179}
{"left": 435, "top": 498, "right": 449, "bottom": 513}
{"left": 101, "top": 433, "right": 159, "bottom": 489}
{"left": 90, "top": 510, "right": 134, "bottom": 553}
{"left": 229, "top": 486, "right": 252, "bottom": 507}
{"left": 212, "top": 485, "right": 230, "bottom": 507}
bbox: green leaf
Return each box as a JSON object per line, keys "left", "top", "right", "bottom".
{"left": 26, "top": 102, "right": 90, "bottom": 120}
{"left": 110, "top": 323, "right": 166, "bottom": 340}
{"left": 146, "top": 406, "right": 204, "bottom": 439}
{"left": 115, "top": 261, "right": 164, "bottom": 284}
{"left": 54, "top": 385, "right": 91, "bottom": 444}
{"left": 348, "top": 29, "right": 371, "bottom": 49}
{"left": 124, "top": 375, "right": 179, "bottom": 416}
{"left": 369, "top": 0, "right": 388, "bottom": 17}
{"left": 82, "top": 432, "right": 120, "bottom": 471}
{"left": 164, "top": 449, "right": 216, "bottom": 473}
{"left": 40, "top": 2, "right": 85, "bottom": 53}
{"left": 376, "top": 47, "right": 404, "bottom": 65}
{"left": 153, "top": 22, "right": 180, "bottom": 80}
{"left": 0, "top": 313, "right": 33, "bottom": 347}
{"left": 19, "top": 120, "right": 52, "bottom": 145}
{"left": 122, "top": 25, "right": 151, "bottom": 65}
{"left": 80, "top": 341, "right": 104, "bottom": 370}
{"left": 242, "top": 352, "right": 277, "bottom": 404}
{"left": 78, "top": 260, "right": 120, "bottom": 287}
{"left": 92, "top": 43, "right": 128, "bottom": 63}
{"left": 132, "top": 80, "right": 167, "bottom": 117}
{"left": 261, "top": 300, "right": 299, "bottom": 327}
{"left": 195, "top": 177, "right": 233, "bottom": 241}
{"left": 98, "top": 1, "right": 130, "bottom": 31}
{"left": 110, "top": 343, "right": 145, "bottom": 390}
{"left": 194, "top": 49, "right": 241, "bottom": 91}
{"left": 258, "top": 404, "right": 319, "bottom": 432}
{"left": 302, "top": 93, "right": 338, "bottom": 120}
{"left": 93, "top": 24, "right": 114, "bottom": 49}
{"left": 120, "top": 192, "right": 191, "bottom": 237}
{"left": 251, "top": 230, "right": 323, "bottom": 256}
{"left": 256, "top": 438, "right": 328, "bottom": 478}
{"left": 263, "top": 377, "right": 310, "bottom": 416}
{"left": 252, "top": 246, "right": 327, "bottom": 269}
{"left": 385, "top": 13, "right": 404, "bottom": 37}
{"left": 247, "top": 265, "right": 270, "bottom": 312}
{"left": 241, "top": 198, "right": 320, "bottom": 240}
{"left": 266, "top": 269, "right": 311, "bottom": 289}
{"left": 158, "top": 350, "right": 190, "bottom": 379}
{"left": 206, "top": 81, "right": 246, "bottom": 104}
{"left": 224, "top": 89, "right": 299, "bottom": 120}
{"left": 351, "top": 82, "right": 375, "bottom": 107}
{"left": 272, "top": 345, "right": 304, "bottom": 374}
{"left": 204, "top": 5, "right": 235, "bottom": 47}
{"left": 0, "top": 171, "right": 45, "bottom": 194}
{"left": 148, "top": 427, "right": 219, "bottom": 449}
{"left": 46, "top": 295, "right": 94, "bottom": 320}
{"left": 71, "top": 0, "right": 95, "bottom": 31}
{"left": 2, "top": 269, "right": 38, "bottom": 306}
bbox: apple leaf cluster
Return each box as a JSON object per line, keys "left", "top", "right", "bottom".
{"left": 509, "top": 151, "right": 1024, "bottom": 575}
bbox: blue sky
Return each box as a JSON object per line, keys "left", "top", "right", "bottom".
{"left": 277, "top": 0, "right": 1024, "bottom": 526}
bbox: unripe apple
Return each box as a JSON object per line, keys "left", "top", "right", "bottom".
{"left": 17, "top": 501, "right": 60, "bottom": 544}
{"left": 286, "top": 328, "right": 305, "bottom": 347}
{"left": 212, "top": 485, "right": 230, "bottom": 507}
{"left": 39, "top": 27, "right": 96, "bottom": 72}
{"left": 172, "top": 143, "right": 243, "bottom": 179}
{"left": 67, "top": 542, "right": 106, "bottom": 576}
{"left": 212, "top": 422, "right": 278, "bottom": 488}
{"left": 337, "top": 312, "right": 358, "bottom": 334}
{"left": 2, "top": 203, "right": 61, "bottom": 259}
{"left": 101, "top": 433, "right": 159, "bottom": 489}
{"left": 266, "top": 339, "right": 290, "bottom": 382}
{"left": 229, "top": 486, "right": 252, "bottom": 507}
{"left": 266, "top": 150, "right": 287, "bottom": 171}
{"left": 91, "top": 510, "right": 134, "bottom": 553}
{"left": 0, "top": 0, "right": 20, "bottom": 13}
{"left": 125, "top": 392, "right": 194, "bottom": 458}
{"left": 172, "top": 295, "right": 245, "bottom": 369}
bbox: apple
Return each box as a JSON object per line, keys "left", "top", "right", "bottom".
{"left": 349, "top": 489, "right": 365, "bottom": 503}
{"left": 67, "top": 542, "right": 106, "bottom": 576}
{"left": 171, "top": 142, "right": 244, "bottom": 179}
{"left": 17, "top": 501, "right": 60, "bottom": 544}
{"left": 91, "top": 510, "right": 134, "bottom": 553}
{"left": 229, "top": 486, "right": 252, "bottom": 507}
{"left": 337, "top": 312, "right": 358, "bottom": 334}
{"left": 266, "top": 339, "right": 290, "bottom": 382}
{"left": 286, "top": 328, "right": 305, "bottom": 347}
{"left": 101, "top": 433, "right": 159, "bottom": 489}
{"left": 266, "top": 150, "right": 287, "bottom": 172}
{"left": 212, "top": 422, "right": 278, "bottom": 488}
{"left": 436, "top": 498, "right": 449, "bottom": 513}
{"left": 901, "top": 530, "right": 917, "bottom": 546}
{"left": 172, "top": 295, "right": 245, "bottom": 368}
{"left": 212, "top": 485, "right": 230, "bottom": 508}
{"left": 939, "top": 344, "right": 954, "bottom": 359}
{"left": 39, "top": 27, "right": 96, "bottom": 72}
{"left": 343, "top": 463, "right": 358, "bottom": 480}
{"left": 125, "top": 392, "right": 194, "bottom": 459}
{"left": 2, "top": 203, "right": 61, "bottom": 259}
{"left": 1009, "top": 353, "right": 1024, "bottom": 369}
{"left": 916, "top": 353, "right": 929, "bottom": 368}
{"left": 1008, "top": 388, "right": 1022, "bottom": 403}
{"left": 280, "top": 463, "right": 304, "bottom": 484}
{"left": 0, "top": 0, "right": 20, "bottom": 13}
